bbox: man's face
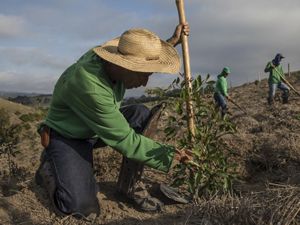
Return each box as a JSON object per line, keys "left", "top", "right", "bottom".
{"left": 105, "top": 62, "right": 152, "bottom": 89}
{"left": 122, "top": 71, "right": 152, "bottom": 89}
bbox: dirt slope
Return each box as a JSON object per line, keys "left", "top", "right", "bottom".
{"left": 0, "top": 72, "right": 300, "bottom": 225}
{"left": 0, "top": 98, "right": 33, "bottom": 113}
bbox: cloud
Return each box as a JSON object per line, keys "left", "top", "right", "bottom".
{"left": 0, "top": 0, "right": 300, "bottom": 95}
{"left": 0, "top": 71, "right": 57, "bottom": 93}
{"left": 0, "top": 14, "right": 27, "bottom": 38}
{"left": 0, "top": 47, "right": 71, "bottom": 71}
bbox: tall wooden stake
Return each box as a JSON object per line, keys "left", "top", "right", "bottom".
{"left": 175, "top": 0, "right": 195, "bottom": 138}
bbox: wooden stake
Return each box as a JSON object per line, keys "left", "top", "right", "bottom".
{"left": 228, "top": 98, "right": 248, "bottom": 115}
{"left": 175, "top": 0, "right": 195, "bottom": 138}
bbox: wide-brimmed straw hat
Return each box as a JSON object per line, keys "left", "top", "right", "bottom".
{"left": 93, "top": 28, "right": 180, "bottom": 74}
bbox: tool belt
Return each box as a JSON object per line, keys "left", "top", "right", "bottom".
{"left": 38, "top": 125, "right": 51, "bottom": 148}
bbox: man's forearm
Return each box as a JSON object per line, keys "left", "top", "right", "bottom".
{"left": 166, "top": 37, "right": 177, "bottom": 47}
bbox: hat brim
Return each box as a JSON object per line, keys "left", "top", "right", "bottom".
{"left": 93, "top": 37, "right": 180, "bottom": 74}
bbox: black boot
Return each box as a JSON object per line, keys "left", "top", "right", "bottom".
{"left": 221, "top": 106, "right": 227, "bottom": 118}
{"left": 268, "top": 97, "right": 274, "bottom": 105}
{"left": 116, "top": 103, "right": 166, "bottom": 212}
{"left": 282, "top": 91, "right": 289, "bottom": 104}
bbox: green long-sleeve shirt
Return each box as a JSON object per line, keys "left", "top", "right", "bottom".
{"left": 264, "top": 62, "right": 285, "bottom": 84}
{"left": 43, "top": 49, "right": 175, "bottom": 172}
{"left": 215, "top": 74, "right": 228, "bottom": 97}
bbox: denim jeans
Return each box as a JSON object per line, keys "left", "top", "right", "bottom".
{"left": 214, "top": 92, "right": 227, "bottom": 117}
{"left": 268, "top": 82, "right": 290, "bottom": 103}
{"left": 43, "top": 104, "right": 151, "bottom": 217}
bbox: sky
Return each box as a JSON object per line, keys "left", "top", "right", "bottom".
{"left": 1, "top": 0, "right": 300, "bottom": 97}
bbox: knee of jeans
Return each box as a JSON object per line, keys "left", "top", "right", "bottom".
{"left": 55, "top": 188, "right": 100, "bottom": 216}
{"left": 220, "top": 102, "right": 227, "bottom": 109}
{"left": 133, "top": 104, "right": 150, "bottom": 116}
{"left": 75, "top": 196, "right": 100, "bottom": 216}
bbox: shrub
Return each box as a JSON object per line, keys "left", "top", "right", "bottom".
{"left": 0, "top": 108, "right": 21, "bottom": 177}
{"left": 163, "top": 75, "right": 237, "bottom": 202}
{"left": 19, "top": 112, "right": 45, "bottom": 122}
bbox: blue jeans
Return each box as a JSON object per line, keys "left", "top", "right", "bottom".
{"left": 268, "top": 82, "right": 290, "bottom": 104}
{"left": 214, "top": 92, "right": 227, "bottom": 117}
{"left": 43, "top": 104, "right": 151, "bottom": 217}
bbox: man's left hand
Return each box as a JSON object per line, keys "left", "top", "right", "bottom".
{"left": 167, "top": 23, "right": 190, "bottom": 47}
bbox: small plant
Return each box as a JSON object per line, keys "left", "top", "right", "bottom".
{"left": 19, "top": 112, "right": 45, "bottom": 122}
{"left": 294, "top": 114, "right": 300, "bottom": 121}
{"left": 15, "top": 111, "right": 21, "bottom": 116}
{"left": 22, "top": 123, "right": 31, "bottom": 131}
{"left": 0, "top": 108, "right": 21, "bottom": 177}
{"left": 162, "top": 74, "right": 237, "bottom": 202}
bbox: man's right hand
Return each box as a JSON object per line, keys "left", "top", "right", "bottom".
{"left": 174, "top": 149, "right": 193, "bottom": 164}
{"left": 167, "top": 23, "right": 190, "bottom": 47}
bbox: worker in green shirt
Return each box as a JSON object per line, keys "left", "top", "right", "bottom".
{"left": 35, "top": 23, "right": 191, "bottom": 219}
{"left": 264, "top": 53, "right": 289, "bottom": 105}
{"left": 214, "top": 67, "right": 232, "bottom": 118}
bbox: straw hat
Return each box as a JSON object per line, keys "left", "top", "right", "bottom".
{"left": 93, "top": 28, "right": 180, "bottom": 74}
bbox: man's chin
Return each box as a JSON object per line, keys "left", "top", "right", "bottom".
{"left": 126, "top": 85, "right": 139, "bottom": 89}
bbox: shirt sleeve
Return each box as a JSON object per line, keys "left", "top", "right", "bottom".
{"left": 264, "top": 62, "right": 272, "bottom": 73}
{"left": 279, "top": 66, "right": 285, "bottom": 80}
{"left": 62, "top": 65, "right": 175, "bottom": 172}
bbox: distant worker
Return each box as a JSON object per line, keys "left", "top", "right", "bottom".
{"left": 214, "top": 67, "right": 232, "bottom": 118}
{"left": 264, "top": 53, "right": 289, "bottom": 105}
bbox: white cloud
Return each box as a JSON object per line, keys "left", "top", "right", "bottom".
{"left": 1, "top": 0, "right": 300, "bottom": 94}
{"left": 0, "top": 71, "right": 57, "bottom": 93}
{"left": 0, "top": 14, "right": 27, "bottom": 38}
{"left": 0, "top": 47, "right": 71, "bottom": 73}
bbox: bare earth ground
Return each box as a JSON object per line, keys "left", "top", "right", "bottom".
{"left": 0, "top": 72, "right": 300, "bottom": 225}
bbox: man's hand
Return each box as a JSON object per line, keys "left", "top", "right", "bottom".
{"left": 167, "top": 23, "right": 190, "bottom": 47}
{"left": 270, "top": 63, "right": 275, "bottom": 69}
{"left": 174, "top": 148, "right": 193, "bottom": 164}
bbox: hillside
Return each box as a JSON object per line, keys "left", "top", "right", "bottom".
{"left": 7, "top": 95, "right": 52, "bottom": 107}
{"left": 0, "top": 98, "right": 33, "bottom": 115}
{"left": 0, "top": 72, "right": 300, "bottom": 225}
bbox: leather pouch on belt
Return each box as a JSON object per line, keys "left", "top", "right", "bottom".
{"left": 39, "top": 125, "right": 50, "bottom": 148}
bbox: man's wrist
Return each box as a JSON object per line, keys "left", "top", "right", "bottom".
{"left": 166, "top": 37, "right": 177, "bottom": 47}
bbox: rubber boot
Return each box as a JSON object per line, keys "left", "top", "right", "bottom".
{"left": 221, "top": 107, "right": 227, "bottom": 119}
{"left": 282, "top": 91, "right": 289, "bottom": 104}
{"left": 268, "top": 96, "right": 274, "bottom": 105}
{"left": 116, "top": 103, "right": 166, "bottom": 212}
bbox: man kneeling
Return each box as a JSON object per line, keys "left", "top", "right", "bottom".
{"left": 35, "top": 23, "right": 190, "bottom": 219}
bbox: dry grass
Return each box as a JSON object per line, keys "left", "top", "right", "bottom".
{"left": 0, "top": 98, "right": 33, "bottom": 114}
{"left": 180, "top": 183, "right": 298, "bottom": 225}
